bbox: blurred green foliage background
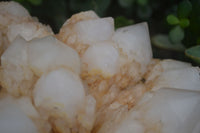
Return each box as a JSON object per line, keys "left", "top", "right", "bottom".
{"left": 4, "top": 0, "right": 200, "bottom": 65}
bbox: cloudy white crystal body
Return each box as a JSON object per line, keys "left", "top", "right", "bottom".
{"left": 146, "top": 59, "right": 200, "bottom": 91}
{"left": 111, "top": 88, "right": 200, "bottom": 133}
{"left": 82, "top": 43, "right": 119, "bottom": 77}
{"left": 7, "top": 22, "right": 53, "bottom": 42}
{"left": 0, "top": 1, "right": 30, "bottom": 18}
{"left": 0, "top": 96, "right": 38, "bottom": 133}
{"left": 0, "top": 1, "right": 52, "bottom": 57}
{"left": 28, "top": 36, "right": 81, "bottom": 76}
{"left": 74, "top": 17, "right": 114, "bottom": 45}
{"left": 112, "top": 22, "right": 152, "bottom": 74}
{"left": 33, "top": 68, "right": 85, "bottom": 123}
{"left": 0, "top": 2, "right": 199, "bottom": 133}
{"left": 0, "top": 37, "right": 33, "bottom": 96}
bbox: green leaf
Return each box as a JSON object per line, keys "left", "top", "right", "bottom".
{"left": 114, "top": 16, "right": 134, "bottom": 29}
{"left": 169, "top": 26, "right": 184, "bottom": 44}
{"left": 167, "top": 14, "right": 179, "bottom": 25}
{"left": 178, "top": 0, "right": 192, "bottom": 18}
{"left": 152, "top": 34, "right": 185, "bottom": 52}
{"left": 28, "top": 0, "right": 42, "bottom": 5}
{"left": 137, "top": 0, "right": 148, "bottom": 6}
{"left": 118, "top": 0, "right": 135, "bottom": 8}
{"left": 179, "top": 18, "right": 190, "bottom": 28}
{"left": 185, "top": 45, "right": 200, "bottom": 64}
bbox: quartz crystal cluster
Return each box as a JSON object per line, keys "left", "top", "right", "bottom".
{"left": 0, "top": 1, "right": 200, "bottom": 133}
